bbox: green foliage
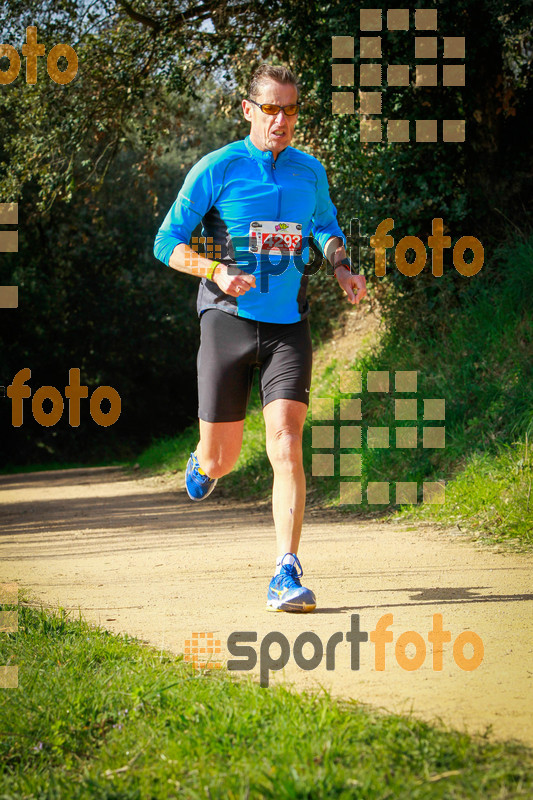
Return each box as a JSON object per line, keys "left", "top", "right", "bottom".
{"left": 1, "top": 0, "right": 531, "bottom": 229}
{"left": 290, "top": 0, "right": 533, "bottom": 242}
{"left": 1, "top": 601, "right": 532, "bottom": 797}
{"left": 0, "top": 141, "right": 200, "bottom": 465}
{"left": 1, "top": 0, "right": 531, "bottom": 472}
{"left": 0, "top": 1, "right": 234, "bottom": 207}
{"left": 0, "top": 77, "right": 241, "bottom": 467}
{"left": 310, "top": 233, "right": 533, "bottom": 542}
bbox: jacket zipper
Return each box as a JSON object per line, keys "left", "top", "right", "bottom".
{"left": 271, "top": 160, "right": 281, "bottom": 217}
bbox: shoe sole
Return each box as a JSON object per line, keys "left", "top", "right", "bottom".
{"left": 185, "top": 478, "right": 218, "bottom": 501}
{"left": 266, "top": 600, "right": 316, "bottom": 613}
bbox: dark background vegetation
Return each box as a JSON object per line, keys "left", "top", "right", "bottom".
{"left": 0, "top": 0, "right": 531, "bottom": 469}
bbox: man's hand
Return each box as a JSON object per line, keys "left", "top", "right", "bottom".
{"left": 335, "top": 266, "right": 367, "bottom": 304}
{"left": 168, "top": 244, "right": 256, "bottom": 298}
{"left": 325, "top": 238, "right": 367, "bottom": 305}
{"left": 213, "top": 262, "right": 256, "bottom": 298}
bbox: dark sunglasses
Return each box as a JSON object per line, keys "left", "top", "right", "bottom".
{"left": 247, "top": 98, "right": 300, "bottom": 116}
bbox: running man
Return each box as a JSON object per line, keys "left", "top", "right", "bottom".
{"left": 154, "top": 64, "right": 366, "bottom": 613}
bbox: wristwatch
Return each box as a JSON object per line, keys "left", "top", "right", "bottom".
{"left": 334, "top": 257, "right": 352, "bottom": 275}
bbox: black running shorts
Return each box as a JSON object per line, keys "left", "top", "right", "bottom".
{"left": 197, "top": 309, "right": 313, "bottom": 422}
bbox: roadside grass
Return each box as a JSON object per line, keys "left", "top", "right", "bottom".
{"left": 401, "top": 438, "right": 533, "bottom": 547}
{"left": 133, "top": 235, "right": 533, "bottom": 545}
{"left": 1, "top": 598, "right": 532, "bottom": 799}
{"left": 133, "top": 430, "right": 198, "bottom": 474}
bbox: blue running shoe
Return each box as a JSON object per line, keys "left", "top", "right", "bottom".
{"left": 185, "top": 452, "right": 217, "bottom": 501}
{"left": 266, "top": 553, "right": 316, "bottom": 613}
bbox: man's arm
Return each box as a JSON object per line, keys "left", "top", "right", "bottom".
{"left": 154, "top": 155, "right": 255, "bottom": 297}
{"left": 324, "top": 235, "right": 367, "bottom": 305}
{"left": 309, "top": 162, "right": 367, "bottom": 305}
{"left": 168, "top": 243, "right": 255, "bottom": 297}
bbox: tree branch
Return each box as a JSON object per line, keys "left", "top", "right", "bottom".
{"left": 116, "top": 0, "right": 162, "bottom": 31}
{"left": 117, "top": 0, "right": 255, "bottom": 33}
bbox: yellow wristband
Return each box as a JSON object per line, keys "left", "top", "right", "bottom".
{"left": 207, "top": 261, "right": 220, "bottom": 281}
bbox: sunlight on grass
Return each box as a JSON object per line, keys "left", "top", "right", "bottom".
{"left": 1, "top": 601, "right": 532, "bottom": 798}
{"left": 402, "top": 438, "right": 533, "bottom": 545}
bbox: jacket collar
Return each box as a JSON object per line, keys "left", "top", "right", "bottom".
{"left": 244, "top": 135, "right": 291, "bottom": 166}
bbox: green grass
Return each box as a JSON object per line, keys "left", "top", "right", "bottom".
{"left": 1, "top": 598, "right": 532, "bottom": 799}
{"left": 357, "top": 234, "right": 533, "bottom": 544}
{"left": 133, "top": 432, "right": 197, "bottom": 474}
{"left": 402, "top": 438, "right": 533, "bottom": 546}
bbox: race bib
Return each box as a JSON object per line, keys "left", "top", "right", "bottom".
{"left": 249, "top": 221, "right": 303, "bottom": 256}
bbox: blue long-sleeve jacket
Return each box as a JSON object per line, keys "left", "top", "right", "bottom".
{"left": 154, "top": 135, "right": 345, "bottom": 323}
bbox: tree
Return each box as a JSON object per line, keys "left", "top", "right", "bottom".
{"left": 1, "top": 0, "right": 531, "bottom": 465}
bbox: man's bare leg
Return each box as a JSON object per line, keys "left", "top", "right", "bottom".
{"left": 263, "top": 398, "right": 308, "bottom": 557}
{"left": 264, "top": 398, "right": 315, "bottom": 612}
{"left": 196, "top": 418, "right": 245, "bottom": 479}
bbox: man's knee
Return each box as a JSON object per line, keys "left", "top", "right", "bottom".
{"left": 266, "top": 427, "right": 303, "bottom": 470}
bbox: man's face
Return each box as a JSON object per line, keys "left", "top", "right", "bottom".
{"left": 242, "top": 80, "right": 299, "bottom": 159}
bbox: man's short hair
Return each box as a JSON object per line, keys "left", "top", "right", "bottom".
{"left": 248, "top": 64, "right": 300, "bottom": 101}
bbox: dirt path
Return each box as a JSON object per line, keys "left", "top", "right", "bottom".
{"left": 1, "top": 466, "right": 532, "bottom": 746}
